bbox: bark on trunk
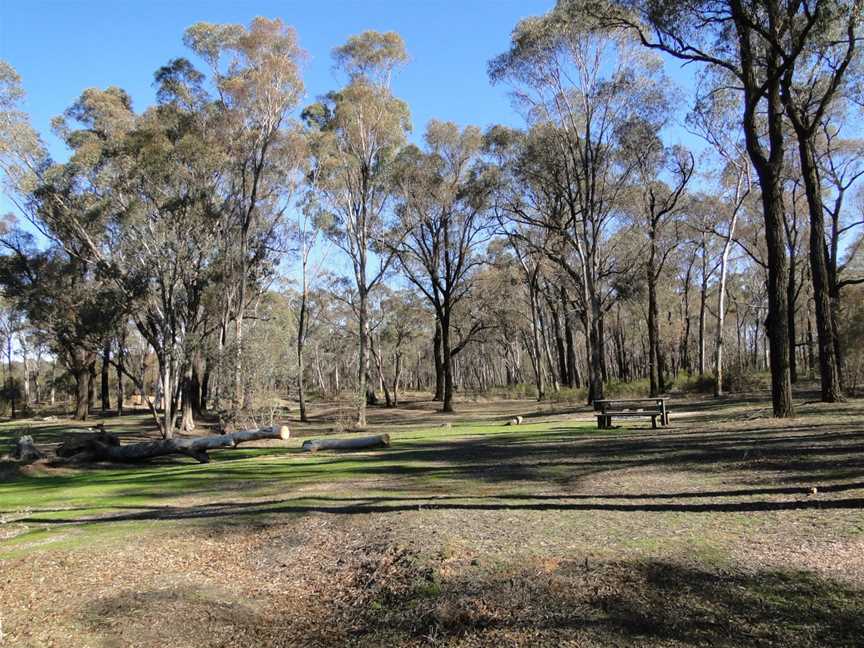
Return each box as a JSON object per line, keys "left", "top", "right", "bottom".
{"left": 181, "top": 363, "right": 195, "bottom": 432}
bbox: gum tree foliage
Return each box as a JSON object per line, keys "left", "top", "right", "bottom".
{"left": 41, "top": 80, "right": 228, "bottom": 437}
{"left": 0, "top": 70, "right": 123, "bottom": 420}
{"left": 183, "top": 17, "right": 306, "bottom": 409}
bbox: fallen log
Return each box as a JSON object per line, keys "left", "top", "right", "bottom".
{"left": 62, "top": 425, "right": 291, "bottom": 464}
{"left": 302, "top": 433, "right": 390, "bottom": 453}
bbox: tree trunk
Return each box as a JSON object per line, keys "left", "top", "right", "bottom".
{"left": 539, "top": 308, "right": 560, "bottom": 393}
{"left": 200, "top": 366, "right": 210, "bottom": 412}
{"left": 797, "top": 138, "right": 843, "bottom": 401}
{"left": 699, "top": 262, "right": 708, "bottom": 378}
{"left": 441, "top": 312, "right": 455, "bottom": 412}
{"left": 432, "top": 320, "right": 444, "bottom": 401}
{"left": 787, "top": 253, "right": 798, "bottom": 383}
{"left": 371, "top": 336, "right": 393, "bottom": 408}
{"left": 714, "top": 227, "right": 737, "bottom": 398}
{"left": 563, "top": 289, "right": 578, "bottom": 387}
{"left": 181, "top": 362, "right": 195, "bottom": 432}
{"left": 88, "top": 361, "right": 96, "bottom": 411}
{"left": 22, "top": 348, "right": 31, "bottom": 407}
{"left": 50, "top": 358, "right": 56, "bottom": 406}
{"left": 392, "top": 351, "right": 402, "bottom": 406}
{"left": 74, "top": 364, "right": 90, "bottom": 421}
{"left": 647, "top": 241, "right": 663, "bottom": 396}
{"left": 549, "top": 299, "right": 568, "bottom": 386}
{"left": 297, "top": 295, "right": 309, "bottom": 422}
{"left": 527, "top": 280, "right": 546, "bottom": 401}
{"left": 737, "top": 12, "right": 794, "bottom": 417}
{"left": 681, "top": 263, "right": 692, "bottom": 376}
{"left": 100, "top": 340, "right": 111, "bottom": 412}
{"left": 357, "top": 287, "right": 369, "bottom": 426}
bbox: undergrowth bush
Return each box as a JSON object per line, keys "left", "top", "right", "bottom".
{"left": 604, "top": 378, "right": 650, "bottom": 398}
{"left": 672, "top": 373, "right": 716, "bottom": 394}
{"left": 722, "top": 367, "right": 769, "bottom": 392}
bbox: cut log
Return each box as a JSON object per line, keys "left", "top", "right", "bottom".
{"left": 302, "top": 433, "right": 390, "bottom": 453}
{"left": 5, "top": 435, "right": 46, "bottom": 463}
{"left": 61, "top": 425, "right": 291, "bottom": 464}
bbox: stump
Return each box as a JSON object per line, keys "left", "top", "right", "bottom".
{"left": 7, "top": 435, "right": 45, "bottom": 463}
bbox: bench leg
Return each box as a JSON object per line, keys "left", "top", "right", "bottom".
{"left": 651, "top": 416, "right": 657, "bottom": 429}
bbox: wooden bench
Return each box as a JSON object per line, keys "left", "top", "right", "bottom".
{"left": 593, "top": 398, "right": 669, "bottom": 429}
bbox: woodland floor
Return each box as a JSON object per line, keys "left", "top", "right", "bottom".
{"left": 1, "top": 390, "right": 863, "bottom": 647}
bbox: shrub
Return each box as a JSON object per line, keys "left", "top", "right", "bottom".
{"left": 722, "top": 367, "right": 769, "bottom": 392}
{"left": 672, "top": 372, "right": 716, "bottom": 394}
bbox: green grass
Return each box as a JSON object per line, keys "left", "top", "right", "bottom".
{"left": 0, "top": 415, "right": 600, "bottom": 555}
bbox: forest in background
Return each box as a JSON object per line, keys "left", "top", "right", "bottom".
{"left": 1, "top": 0, "right": 863, "bottom": 438}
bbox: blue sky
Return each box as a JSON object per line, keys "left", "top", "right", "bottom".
{"left": 2, "top": 0, "right": 555, "bottom": 158}
{"left": 1, "top": 0, "right": 700, "bottom": 224}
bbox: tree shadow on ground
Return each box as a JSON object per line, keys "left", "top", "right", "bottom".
{"left": 6, "top": 413, "right": 863, "bottom": 522}
{"left": 75, "top": 554, "right": 864, "bottom": 647}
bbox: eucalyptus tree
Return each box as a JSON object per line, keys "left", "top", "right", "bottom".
{"left": 489, "top": 5, "right": 670, "bottom": 402}
{"left": 34, "top": 73, "right": 231, "bottom": 437}
{"left": 0, "top": 224, "right": 123, "bottom": 419}
{"left": 392, "top": 120, "right": 494, "bottom": 412}
{"left": 302, "top": 31, "right": 410, "bottom": 427}
{"left": 618, "top": 119, "right": 694, "bottom": 395}
{"left": 184, "top": 18, "right": 305, "bottom": 409}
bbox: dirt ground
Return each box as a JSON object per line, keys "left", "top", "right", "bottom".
{"left": 1, "top": 392, "right": 863, "bottom": 647}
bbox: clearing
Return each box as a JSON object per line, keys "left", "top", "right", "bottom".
{"left": 1, "top": 393, "right": 863, "bottom": 647}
